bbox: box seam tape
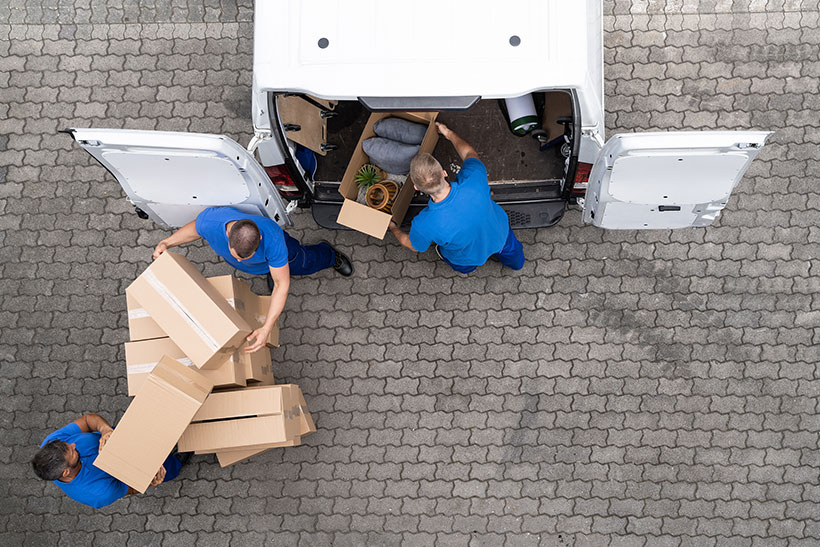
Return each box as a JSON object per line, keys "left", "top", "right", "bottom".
{"left": 144, "top": 270, "right": 219, "bottom": 351}
{"left": 128, "top": 308, "right": 150, "bottom": 319}
{"left": 128, "top": 357, "right": 195, "bottom": 374}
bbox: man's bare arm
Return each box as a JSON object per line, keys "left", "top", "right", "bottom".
{"left": 436, "top": 122, "right": 478, "bottom": 162}
{"left": 245, "top": 264, "right": 290, "bottom": 353}
{"left": 388, "top": 221, "right": 417, "bottom": 252}
{"left": 153, "top": 220, "right": 202, "bottom": 259}
{"left": 72, "top": 414, "right": 114, "bottom": 435}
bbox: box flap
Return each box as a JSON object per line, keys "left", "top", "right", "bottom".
{"left": 336, "top": 200, "right": 392, "bottom": 239}
{"left": 214, "top": 437, "right": 301, "bottom": 467}
{"left": 94, "top": 356, "right": 213, "bottom": 492}
{"left": 295, "top": 388, "right": 317, "bottom": 435}
{"left": 207, "top": 274, "right": 280, "bottom": 347}
{"left": 192, "top": 385, "right": 285, "bottom": 422}
{"left": 177, "top": 414, "right": 298, "bottom": 452}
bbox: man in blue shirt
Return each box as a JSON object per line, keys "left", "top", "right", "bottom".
{"left": 388, "top": 123, "right": 525, "bottom": 273}
{"left": 31, "top": 413, "right": 185, "bottom": 509}
{"left": 153, "top": 208, "right": 352, "bottom": 352}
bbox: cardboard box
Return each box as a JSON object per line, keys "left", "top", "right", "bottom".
{"left": 126, "top": 292, "right": 166, "bottom": 341}
{"left": 177, "top": 385, "right": 304, "bottom": 453}
{"left": 210, "top": 387, "right": 315, "bottom": 466}
{"left": 94, "top": 356, "right": 213, "bottom": 492}
{"left": 124, "top": 337, "right": 245, "bottom": 396}
{"left": 126, "top": 252, "right": 252, "bottom": 369}
{"left": 215, "top": 437, "right": 301, "bottom": 468}
{"left": 236, "top": 346, "right": 275, "bottom": 384}
{"left": 336, "top": 111, "right": 439, "bottom": 239}
{"left": 127, "top": 275, "right": 280, "bottom": 348}
{"left": 207, "top": 275, "right": 280, "bottom": 348}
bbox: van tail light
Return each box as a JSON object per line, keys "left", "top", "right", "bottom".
{"left": 572, "top": 162, "right": 592, "bottom": 195}
{"left": 265, "top": 165, "right": 302, "bottom": 198}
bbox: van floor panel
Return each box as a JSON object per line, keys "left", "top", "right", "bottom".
{"left": 434, "top": 101, "right": 564, "bottom": 182}
{"left": 314, "top": 100, "right": 564, "bottom": 183}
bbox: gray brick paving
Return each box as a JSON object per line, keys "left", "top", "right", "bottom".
{"left": 1, "top": 0, "right": 819, "bottom": 545}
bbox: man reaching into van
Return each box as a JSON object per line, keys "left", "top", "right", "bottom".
{"left": 388, "top": 123, "right": 525, "bottom": 274}
{"left": 153, "top": 208, "right": 352, "bottom": 352}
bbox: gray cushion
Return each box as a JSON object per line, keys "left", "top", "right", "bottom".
{"left": 373, "top": 117, "right": 427, "bottom": 145}
{"left": 363, "top": 137, "right": 420, "bottom": 175}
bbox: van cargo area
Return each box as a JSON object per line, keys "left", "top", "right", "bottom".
{"left": 311, "top": 97, "right": 566, "bottom": 184}
{"left": 285, "top": 92, "right": 573, "bottom": 231}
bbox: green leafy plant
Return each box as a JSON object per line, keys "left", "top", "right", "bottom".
{"left": 355, "top": 164, "right": 383, "bottom": 189}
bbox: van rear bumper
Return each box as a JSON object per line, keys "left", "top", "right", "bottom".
{"left": 311, "top": 181, "right": 566, "bottom": 231}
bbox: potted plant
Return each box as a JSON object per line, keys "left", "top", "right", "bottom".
{"left": 354, "top": 164, "right": 384, "bottom": 190}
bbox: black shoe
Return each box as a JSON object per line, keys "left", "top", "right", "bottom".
{"left": 321, "top": 240, "right": 353, "bottom": 277}
{"left": 266, "top": 272, "right": 274, "bottom": 293}
{"left": 175, "top": 451, "right": 193, "bottom": 467}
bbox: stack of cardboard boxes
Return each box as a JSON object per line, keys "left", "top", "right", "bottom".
{"left": 94, "top": 252, "right": 315, "bottom": 493}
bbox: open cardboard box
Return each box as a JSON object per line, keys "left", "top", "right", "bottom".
{"left": 336, "top": 111, "right": 439, "bottom": 239}
{"left": 177, "top": 385, "right": 305, "bottom": 453}
{"left": 124, "top": 337, "right": 246, "bottom": 396}
{"left": 210, "top": 387, "right": 316, "bottom": 467}
{"left": 94, "top": 356, "right": 213, "bottom": 493}
{"left": 207, "top": 275, "right": 279, "bottom": 348}
{"left": 214, "top": 437, "right": 301, "bottom": 468}
{"left": 236, "top": 347, "right": 275, "bottom": 384}
{"left": 126, "top": 252, "right": 251, "bottom": 369}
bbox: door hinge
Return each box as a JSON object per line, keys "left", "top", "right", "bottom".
{"left": 247, "top": 131, "right": 272, "bottom": 154}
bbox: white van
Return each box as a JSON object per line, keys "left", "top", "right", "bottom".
{"left": 68, "top": 0, "right": 771, "bottom": 235}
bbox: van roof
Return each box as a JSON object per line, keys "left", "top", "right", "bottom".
{"left": 253, "top": 0, "right": 590, "bottom": 100}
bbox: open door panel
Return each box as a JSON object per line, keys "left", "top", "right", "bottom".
{"left": 277, "top": 95, "right": 331, "bottom": 156}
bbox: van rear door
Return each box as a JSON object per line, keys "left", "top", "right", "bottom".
{"left": 68, "top": 128, "right": 292, "bottom": 229}
{"left": 582, "top": 131, "right": 772, "bottom": 230}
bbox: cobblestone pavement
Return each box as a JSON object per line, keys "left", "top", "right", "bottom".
{"left": 1, "top": 1, "right": 819, "bottom": 545}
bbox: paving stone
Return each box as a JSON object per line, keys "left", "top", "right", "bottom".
{"left": 2, "top": 2, "right": 819, "bottom": 545}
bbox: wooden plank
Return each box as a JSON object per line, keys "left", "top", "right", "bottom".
{"left": 278, "top": 96, "right": 328, "bottom": 156}
{"left": 542, "top": 91, "right": 572, "bottom": 141}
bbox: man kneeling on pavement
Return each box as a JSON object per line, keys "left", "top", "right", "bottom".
{"left": 31, "top": 413, "right": 188, "bottom": 509}
{"left": 388, "top": 123, "right": 525, "bottom": 273}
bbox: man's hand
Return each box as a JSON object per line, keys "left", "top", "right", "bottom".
{"left": 245, "top": 325, "right": 272, "bottom": 353}
{"left": 150, "top": 465, "right": 166, "bottom": 487}
{"left": 150, "top": 219, "right": 202, "bottom": 260}
{"left": 152, "top": 241, "right": 169, "bottom": 260}
{"left": 436, "top": 122, "right": 477, "bottom": 161}
{"left": 98, "top": 426, "right": 114, "bottom": 452}
{"left": 435, "top": 122, "right": 453, "bottom": 140}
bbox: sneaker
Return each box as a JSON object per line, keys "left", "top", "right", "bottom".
{"left": 321, "top": 240, "right": 353, "bottom": 277}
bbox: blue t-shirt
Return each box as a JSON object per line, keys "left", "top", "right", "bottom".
{"left": 409, "top": 158, "right": 510, "bottom": 266}
{"left": 41, "top": 423, "right": 129, "bottom": 509}
{"left": 195, "top": 207, "right": 288, "bottom": 275}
